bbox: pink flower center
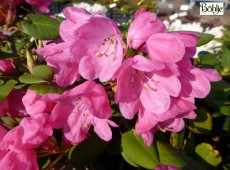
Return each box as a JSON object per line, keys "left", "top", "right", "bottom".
{"left": 74, "top": 97, "right": 92, "bottom": 129}
{"left": 95, "top": 35, "right": 118, "bottom": 61}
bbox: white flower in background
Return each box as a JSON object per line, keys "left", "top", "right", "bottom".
{"left": 164, "top": 19, "right": 204, "bottom": 32}
{"left": 164, "top": 19, "right": 224, "bottom": 57}
{"left": 73, "top": 2, "right": 107, "bottom": 14}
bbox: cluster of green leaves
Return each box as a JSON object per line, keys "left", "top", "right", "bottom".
{"left": 194, "top": 24, "right": 230, "bottom": 170}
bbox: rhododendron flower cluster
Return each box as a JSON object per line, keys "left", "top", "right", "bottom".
{"left": 0, "top": 5, "right": 221, "bottom": 170}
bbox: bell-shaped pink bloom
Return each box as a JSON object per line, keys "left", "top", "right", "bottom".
{"left": 146, "top": 31, "right": 200, "bottom": 64}
{"left": 36, "top": 39, "right": 80, "bottom": 87}
{"left": 45, "top": 81, "right": 116, "bottom": 144}
{"left": 0, "top": 60, "right": 14, "bottom": 75}
{"left": 127, "top": 12, "right": 167, "bottom": 49}
{"left": 180, "top": 67, "right": 221, "bottom": 98}
{"left": 0, "top": 90, "right": 28, "bottom": 118}
{"left": 135, "top": 97, "right": 196, "bottom": 134}
{"left": 19, "top": 113, "right": 53, "bottom": 148}
{"left": 146, "top": 33, "right": 186, "bottom": 63}
{"left": 1, "top": 114, "right": 52, "bottom": 150}
{"left": 0, "top": 148, "right": 39, "bottom": 170}
{"left": 0, "top": 127, "right": 39, "bottom": 170}
{"left": 59, "top": 7, "right": 91, "bottom": 42}
{"left": 22, "top": 90, "right": 54, "bottom": 117}
{"left": 70, "top": 14, "right": 123, "bottom": 82}
{"left": 115, "top": 55, "right": 181, "bottom": 119}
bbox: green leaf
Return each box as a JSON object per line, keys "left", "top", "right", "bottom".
{"left": 22, "top": 14, "right": 60, "bottom": 40}
{"left": 31, "top": 65, "right": 53, "bottom": 82}
{"left": 157, "top": 141, "right": 205, "bottom": 170}
{"left": 69, "top": 132, "right": 108, "bottom": 168}
{"left": 29, "top": 84, "right": 64, "bottom": 95}
{"left": 211, "top": 80, "right": 230, "bottom": 93}
{"left": 170, "top": 130, "right": 185, "bottom": 149}
{"left": 157, "top": 141, "right": 186, "bottom": 168}
{"left": 198, "top": 51, "right": 217, "bottom": 67}
{"left": 223, "top": 117, "right": 230, "bottom": 132}
{"left": 188, "top": 107, "right": 212, "bottom": 134}
{"left": 121, "top": 130, "right": 159, "bottom": 169}
{"left": 19, "top": 65, "right": 54, "bottom": 84}
{"left": 0, "top": 80, "right": 15, "bottom": 102}
{"left": 221, "top": 49, "right": 230, "bottom": 73}
{"left": 19, "top": 73, "right": 48, "bottom": 84}
{"left": 195, "top": 143, "right": 222, "bottom": 167}
{"left": 1, "top": 116, "right": 16, "bottom": 126}
{"left": 193, "top": 32, "right": 215, "bottom": 47}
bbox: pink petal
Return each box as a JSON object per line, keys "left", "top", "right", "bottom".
{"left": 180, "top": 68, "right": 211, "bottom": 98}
{"left": 200, "top": 68, "right": 222, "bottom": 82}
{"left": 135, "top": 107, "right": 158, "bottom": 133}
{"left": 154, "top": 70, "right": 181, "bottom": 97}
{"left": 139, "top": 127, "right": 158, "bottom": 146}
{"left": 140, "top": 84, "right": 170, "bottom": 114}
{"left": 132, "top": 55, "right": 165, "bottom": 72}
{"left": 134, "top": 7, "right": 147, "bottom": 19}
{"left": 127, "top": 12, "right": 166, "bottom": 49}
{"left": 49, "top": 101, "right": 73, "bottom": 129}
{"left": 119, "top": 100, "right": 140, "bottom": 119}
{"left": 146, "top": 33, "right": 185, "bottom": 63}
{"left": 93, "top": 118, "right": 112, "bottom": 141}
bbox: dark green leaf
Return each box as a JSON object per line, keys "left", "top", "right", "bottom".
{"left": 29, "top": 84, "right": 64, "bottom": 95}
{"left": 121, "top": 130, "right": 159, "bottom": 169}
{"left": 22, "top": 14, "right": 60, "bottom": 40}
{"left": 188, "top": 107, "right": 212, "bottom": 134}
{"left": 0, "top": 80, "right": 15, "bottom": 102}
{"left": 221, "top": 49, "right": 230, "bottom": 73}
{"left": 193, "top": 32, "right": 215, "bottom": 47}
{"left": 198, "top": 51, "right": 217, "bottom": 67}
{"left": 195, "top": 143, "right": 222, "bottom": 167}
{"left": 211, "top": 80, "right": 230, "bottom": 93}
{"left": 223, "top": 117, "right": 230, "bottom": 131}
{"left": 69, "top": 132, "right": 108, "bottom": 168}
{"left": 157, "top": 141, "right": 205, "bottom": 170}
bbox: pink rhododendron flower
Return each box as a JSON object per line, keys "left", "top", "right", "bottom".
{"left": 70, "top": 12, "right": 123, "bottom": 82}
{"left": 36, "top": 39, "right": 80, "bottom": 87}
{"left": 0, "top": 60, "right": 14, "bottom": 75}
{"left": 0, "top": 89, "right": 27, "bottom": 118}
{"left": 19, "top": 113, "right": 53, "bottom": 148}
{"left": 179, "top": 67, "right": 221, "bottom": 98}
{"left": 115, "top": 55, "right": 180, "bottom": 119}
{"left": 45, "top": 81, "right": 117, "bottom": 144}
{"left": 0, "top": 148, "right": 39, "bottom": 170}
{"left": 1, "top": 114, "right": 52, "bottom": 149}
{"left": 46, "top": 81, "right": 116, "bottom": 144}
{"left": 127, "top": 11, "right": 166, "bottom": 49}
{"left": 22, "top": 90, "right": 54, "bottom": 116}
{"left": 59, "top": 7, "right": 91, "bottom": 42}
